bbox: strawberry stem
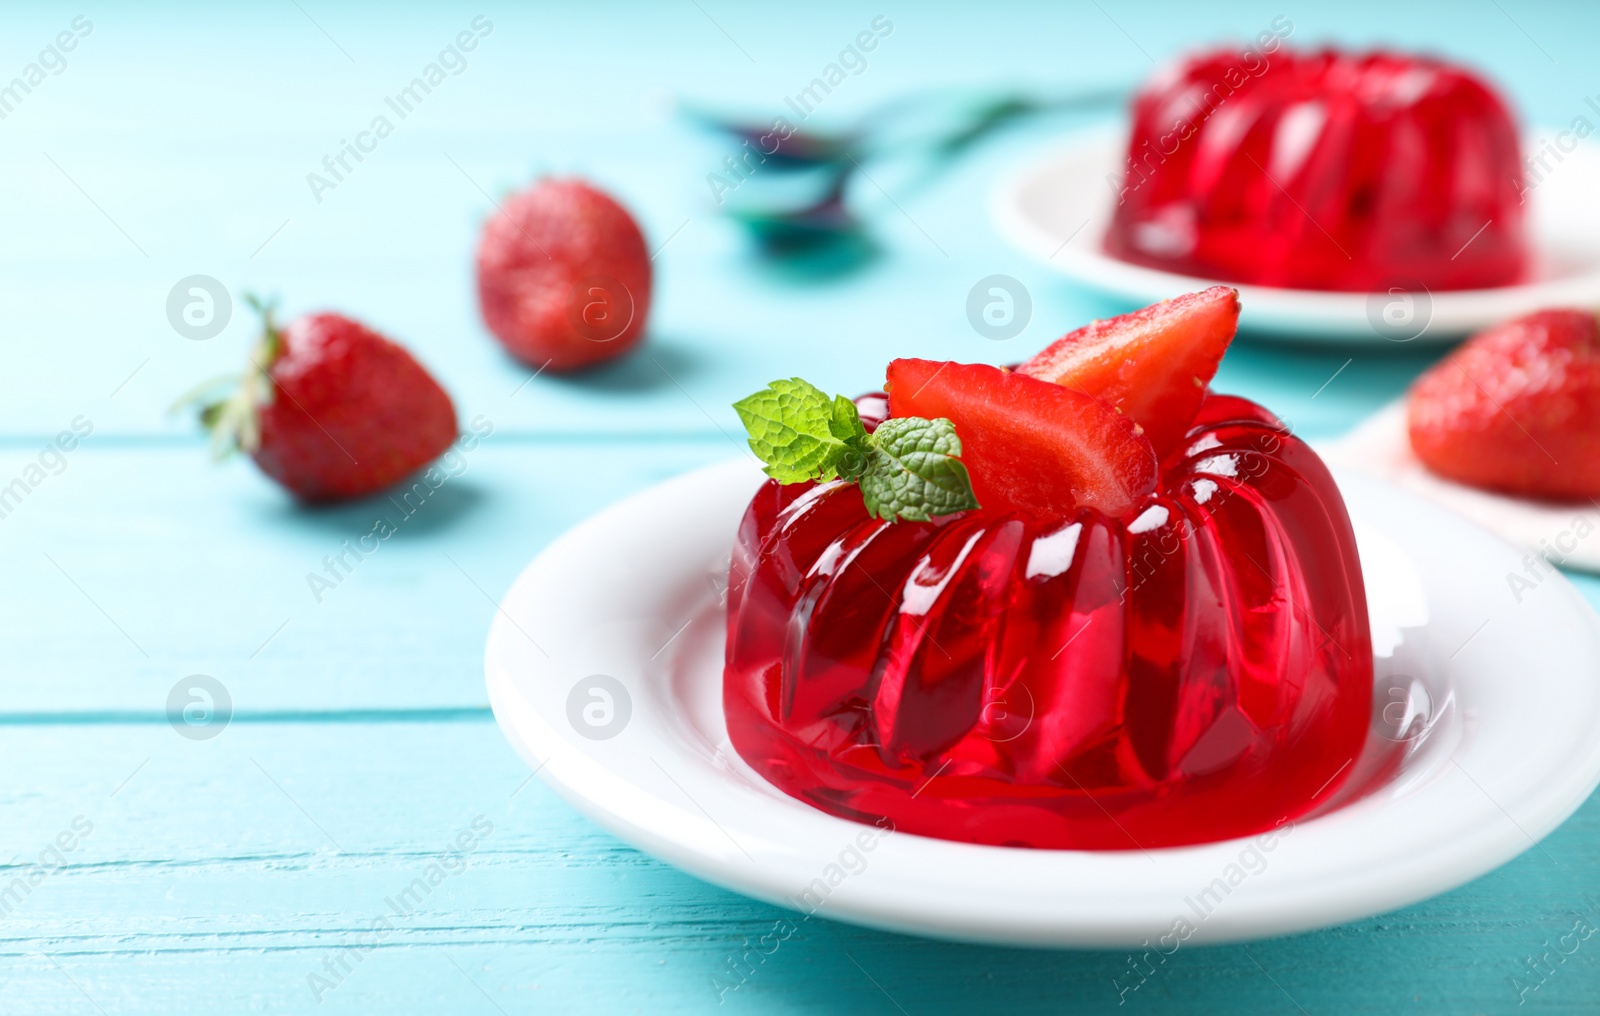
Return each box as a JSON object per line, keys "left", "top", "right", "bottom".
{"left": 191, "top": 294, "right": 286, "bottom": 459}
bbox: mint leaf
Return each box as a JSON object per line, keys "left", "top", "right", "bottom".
{"left": 829, "top": 394, "right": 868, "bottom": 444}
{"left": 733, "top": 378, "right": 859, "bottom": 484}
{"left": 830, "top": 394, "right": 870, "bottom": 481}
{"left": 732, "top": 380, "right": 980, "bottom": 523}
{"left": 859, "top": 417, "right": 981, "bottom": 522}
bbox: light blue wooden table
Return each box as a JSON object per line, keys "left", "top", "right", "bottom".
{"left": 3, "top": 2, "right": 1597, "bottom": 1011}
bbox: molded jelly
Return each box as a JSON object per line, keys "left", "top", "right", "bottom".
{"left": 1104, "top": 48, "right": 1528, "bottom": 292}
{"left": 724, "top": 395, "right": 1371, "bottom": 849}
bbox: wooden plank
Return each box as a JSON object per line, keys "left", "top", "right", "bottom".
{"left": 0, "top": 439, "right": 736, "bottom": 713}
{"left": 0, "top": 118, "right": 1427, "bottom": 440}
{"left": 0, "top": 31, "right": 1425, "bottom": 449}
{"left": 1, "top": 719, "right": 1595, "bottom": 1014}
{"left": 5, "top": 434, "right": 1595, "bottom": 715}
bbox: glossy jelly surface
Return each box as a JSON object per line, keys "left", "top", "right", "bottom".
{"left": 1104, "top": 48, "right": 1528, "bottom": 292}
{"left": 724, "top": 395, "right": 1372, "bottom": 849}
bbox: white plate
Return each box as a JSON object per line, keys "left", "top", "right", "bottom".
{"left": 1321, "top": 402, "right": 1600, "bottom": 575}
{"left": 992, "top": 130, "right": 1600, "bottom": 343}
{"left": 486, "top": 459, "right": 1600, "bottom": 948}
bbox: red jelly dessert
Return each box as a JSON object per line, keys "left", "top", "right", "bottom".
{"left": 1409, "top": 308, "right": 1600, "bottom": 499}
{"left": 1105, "top": 47, "right": 1528, "bottom": 292}
{"left": 724, "top": 290, "right": 1371, "bottom": 849}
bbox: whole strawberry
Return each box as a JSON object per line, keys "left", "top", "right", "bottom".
{"left": 1408, "top": 309, "right": 1600, "bottom": 499}
{"left": 199, "top": 303, "right": 457, "bottom": 501}
{"left": 475, "top": 178, "right": 652, "bottom": 371}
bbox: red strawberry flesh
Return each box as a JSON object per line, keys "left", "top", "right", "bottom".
{"left": 1018, "top": 286, "right": 1240, "bottom": 458}
{"left": 887, "top": 358, "right": 1158, "bottom": 520}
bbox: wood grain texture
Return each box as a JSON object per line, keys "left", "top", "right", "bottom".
{"left": 1, "top": 721, "right": 1596, "bottom": 1014}
{"left": 3, "top": 1, "right": 1599, "bottom": 1012}
{"left": 0, "top": 440, "right": 736, "bottom": 713}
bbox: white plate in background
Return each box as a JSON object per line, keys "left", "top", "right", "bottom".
{"left": 992, "top": 131, "right": 1600, "bottom": 343}
{"left": 1320, "top": 401, "right": 1600, "bottom": 574}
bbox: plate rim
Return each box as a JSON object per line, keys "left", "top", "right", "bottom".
{"left": 990, "top": 127, "right": 1600, "bottom": 342}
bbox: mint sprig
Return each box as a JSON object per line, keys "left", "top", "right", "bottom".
{"left": 733, "top": 379, "right": 980, "bottom": 522}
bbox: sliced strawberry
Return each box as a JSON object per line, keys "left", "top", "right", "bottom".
{"left": 1017, "top": 287, "right": 1240, "bottom": 457}
{"left": 887, "top": 359, "right": 1158, "bottom": 520}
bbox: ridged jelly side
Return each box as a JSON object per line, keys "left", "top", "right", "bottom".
{"left": 724, "top": 395, "right": 1372, "bottom": 849}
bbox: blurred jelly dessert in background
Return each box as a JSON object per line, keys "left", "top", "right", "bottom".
{"left": 1105, "top": 47, "right": 1528, "bottom": 292}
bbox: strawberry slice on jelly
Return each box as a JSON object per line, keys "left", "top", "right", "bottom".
{"left": 1018, "top": 286, "right": 1240, "bottom": 458}
{"left": 887, "top": 358, "right": 1157, "bottom": 520}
